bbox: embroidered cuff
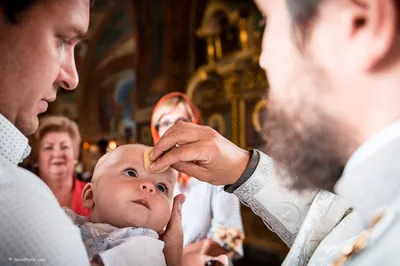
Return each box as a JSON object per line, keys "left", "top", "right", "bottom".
{"left": 224, "top": 150, "right": 260, "bottom": 193}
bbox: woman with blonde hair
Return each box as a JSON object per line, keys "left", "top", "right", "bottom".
{"left": 31, "top": 115, "right": 89, "bottom": 216}
{"left": 151, "top": 92, "right": 244, "bottom": 265}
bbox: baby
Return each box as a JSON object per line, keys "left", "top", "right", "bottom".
{"left": 63, "top": 144, "right": 177, "bottom": 266}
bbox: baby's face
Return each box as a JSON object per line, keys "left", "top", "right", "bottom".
{"left": 88, "top": 144, "right": 176, "bottom": 232}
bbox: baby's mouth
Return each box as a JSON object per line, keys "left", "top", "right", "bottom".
{"left": 132, "top": 199, "right": 150, "bottom": 209}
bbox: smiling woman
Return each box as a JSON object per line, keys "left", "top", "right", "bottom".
{"left": 30, "top": 115, "right": 89, "bottom": 216}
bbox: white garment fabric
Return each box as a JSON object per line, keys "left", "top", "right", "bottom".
{"left": 336, "top": 120, "right": 400, "bottom": 225}
{"left": 0, "top": 114, "right": 158, "bottom": 266}
{"left": 333, "top": 120, "right": 400, "bottom": 265}
{"left": 64, "top": 207, "right": 166, "bottom": 266}
{"left": 100, "top": 235, "right": 166, "bottom": 266}
{"left": 175, "top": 178, "right": 244, "bottom": 258}
{"left": 233, "top": 150, "right": 363, "bottom": 266}
{"left": 0, "top": 114, "right": 90, "bottom": 266}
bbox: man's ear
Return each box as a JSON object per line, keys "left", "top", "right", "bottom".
{"left": 82, "top": 183, "right": 95, "bottom": 209}
{"left": 313, "top": 0, "right": 399, "bottom": 74}
{"left": 346, "top": 0, "right": 398, "bottom": 71}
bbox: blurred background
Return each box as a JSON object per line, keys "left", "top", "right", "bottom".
{"left": 26, "top": 0, "right": 289, "bottom": 264}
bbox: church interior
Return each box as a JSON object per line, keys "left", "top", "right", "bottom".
{"left": 34, "top": 0, "right": 290, "bottom": 264}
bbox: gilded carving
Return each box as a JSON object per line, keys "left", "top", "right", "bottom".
{"left": 231, "top": 100, "right": 239, "bottom": 145}
{"left": 207, "top": 113, "right": 226, "bottom": 136}
{"left": 186, "top": 1, "right": 267, "bottom": 147}
{"left": 252, "top": 99, "right": 267, "bottom": 133}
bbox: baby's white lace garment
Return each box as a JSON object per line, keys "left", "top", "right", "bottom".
{"left": 63, "top": 207, "right": 160, "bottom": 260}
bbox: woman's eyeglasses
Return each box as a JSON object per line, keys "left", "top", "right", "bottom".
{"left": 156, "top": 117, "right": 191, "bottom": 131}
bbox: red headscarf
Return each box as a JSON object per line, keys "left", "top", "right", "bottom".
{"left": 151, "top": 92, "right": 203, "bottom": 186}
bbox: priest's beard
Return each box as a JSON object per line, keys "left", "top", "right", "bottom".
{"left": 262, "top": 65, "right": 352, "bottom": 192}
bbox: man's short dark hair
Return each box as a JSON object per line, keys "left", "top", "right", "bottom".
{"left": 0, "top": 0, "right": 38, "bottom": 24}
{"left": 286, "top": 0, "right": 400, "bottom": 39}
{"left": 0, "top": 0, "right": 95, "bottom": 24}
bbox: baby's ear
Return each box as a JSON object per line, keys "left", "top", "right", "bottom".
{"left": 82, "top": 183, "right": 95, "bottom": 208}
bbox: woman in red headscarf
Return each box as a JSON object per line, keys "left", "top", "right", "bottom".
{"left": 152, "top": 92, "right": 244, "bottom": 265}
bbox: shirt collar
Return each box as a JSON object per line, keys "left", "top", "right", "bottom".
{"left": 345, "top": 121, "right": 400, "bottom": 168}
{"left": 0, "top": 114, "right": 31, "bottom": 165}
{"left": 335, "top": 120, "right": 400, "bottom": 226}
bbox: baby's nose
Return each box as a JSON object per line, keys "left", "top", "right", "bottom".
{"left": 140, "top": 181, "right": 155, "bottom": 194}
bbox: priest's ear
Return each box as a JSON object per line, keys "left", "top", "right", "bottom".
{"left": 82, "top": 183, "right": 95, "bottom": 209}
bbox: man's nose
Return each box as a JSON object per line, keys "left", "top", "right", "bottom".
{"left": 57, "top": 50, "right": 79, "bottom": 91}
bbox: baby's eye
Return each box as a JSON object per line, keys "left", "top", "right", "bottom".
{"left": 123, "top": 168, "right": 138, "bottom": 178}
{"left": 156, "top": 183, "right": 168, "bottom": 194}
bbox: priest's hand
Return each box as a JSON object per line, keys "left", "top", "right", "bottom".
{"left": 149, "top": 121, "right": 250, "bottom": 186}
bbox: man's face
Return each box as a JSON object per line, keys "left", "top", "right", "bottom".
{"left": 0, "top": 0, "right": 90, "bottom": 135}
{"left": 254, "top": 0, "right": 361, "bottom": 190}
{"left": 88, "top": 145, "right": 176, "bottom": 232}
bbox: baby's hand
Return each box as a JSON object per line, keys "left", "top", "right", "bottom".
{"left": 160, "top": 194, "right": 186, "bottom": 266}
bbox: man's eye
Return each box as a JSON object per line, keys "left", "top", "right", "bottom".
{"left": 156, "top": 184, "right": 168, "bottom": 194}
{"left": 57, "top": 36, "right": 72, "bottom": 50}
{"left": 58, "top": 39, "right": 67, "bottom": 49}
{"left": 123, "top": 169, "right": 138, "bottom": 178}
